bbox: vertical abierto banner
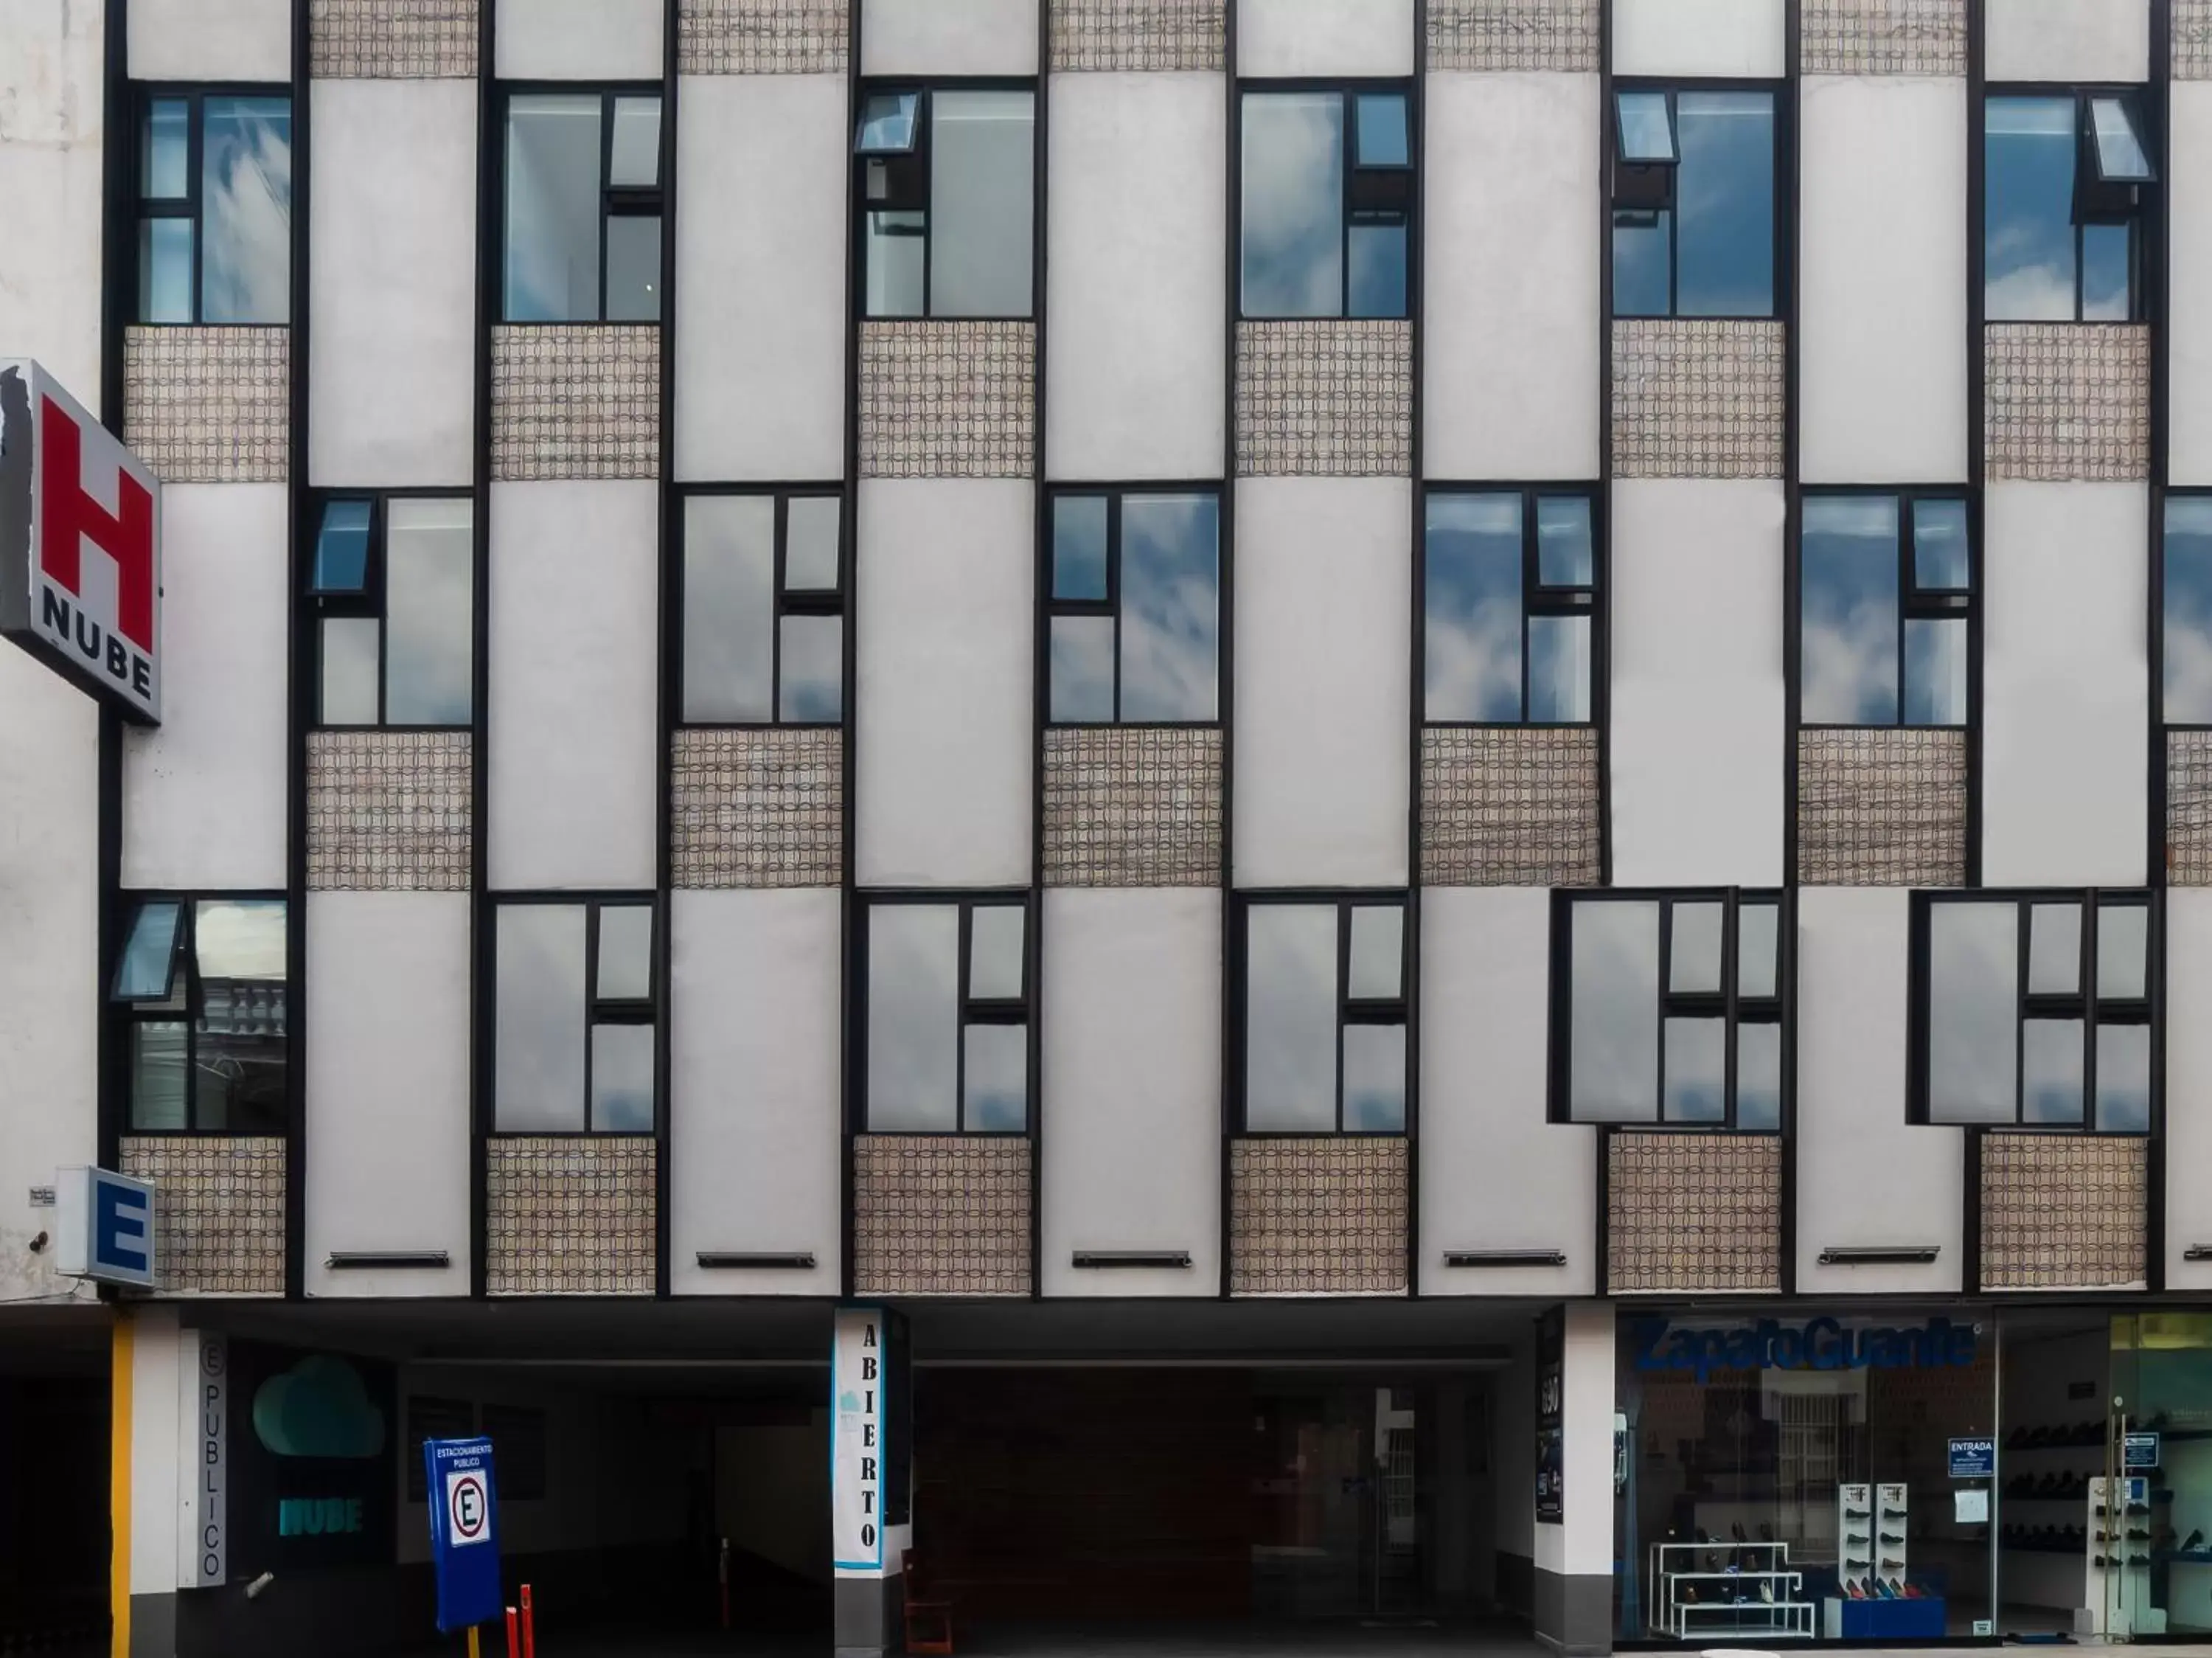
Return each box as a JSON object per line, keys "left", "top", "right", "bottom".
{"left": 832, "top": 1305, "right": 910, "bottom": 1575}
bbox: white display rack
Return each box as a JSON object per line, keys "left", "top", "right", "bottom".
{"left": 2090, "top": 1474, "right": 2158, "bottom": 1638}
{"left": 1646, "top": 1540, "right": 1816, "bottom": 1641}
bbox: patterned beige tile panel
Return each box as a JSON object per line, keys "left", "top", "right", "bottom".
{"left": 1050, "top": 0, "right": 1224, "bottom": 69}
{"left": 1799, "top": 0, "right": 1965, "bottom": 75}
{"left": 2180, "top": 0, "right": 2212, "bottom": 79}
{"left": 1236, "top": 321, "right": 1412, "bottom": 477}
{"left": 2168, "top": 729, "right": 2212, "bottom": 885}
{"left": 670, "top": 727, "right": 842, "bottom": 889}
{"left": 1607, "top": 1132, "right": 1781, "bottom": 1295}
{"left": 1611, "top": 320, "right": 1785, "bottom": 479}
{"left": 679, "top": 0, "right": 846, "bottom": 72}
{"left": 852, "top": 1136, "right": 1033, "bottom": 1297}
{"left": 858, "top": 322, "right": 1035, "bottom": 479}
{"left": 1796, "top": 726, "right": 1967, "bottom": 887}
{"left": 123, "top": 327, "right": 289, "bottom": 484}
{"left": 490, "top": 325, "right": 661, "bottom": 481}
{"left": 1980, "top": 1133, "right": 2146, "bottom": 1290}
{"left": 119, "top": 1137, "right": 287, "bottom": 1297}
{"left": 1425, "top": 0, "right": 1598, "bottom": 71}
{"left": 485, "top": 1137, "right": 658, "bottom": 1296}
{"left": 1984, "top": 324, "right": 2149, "bottom": 483}
{"left": 1420, "top": 726, "right": 1601, "bottom": 887}
{"left": 1042, "top": 725, "right": 1222, "bottom": 887}
{"left": 1229, "top": 1137, "right": 1409, "bottom": 1296}
{"left": 307, "top": 730, "right": 472, "bottom": 891}
{"left": 310, "top": 0, "right": 478, "bottom": 76}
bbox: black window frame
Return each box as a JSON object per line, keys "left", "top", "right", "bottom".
{"left": 1983, "top": 85, "right": 2157, "bottom": 325}
{"left": 131, "top": 84, "right": 294, "bottom": 326}
{"left": 489, "top": 893, "right": 661, "bottom": 1137}
{"left": 302, "top": 489, "right": 476, "bottom": 732}
{"left": 1907, "top": 889, "right": 2157, "bottom": 1134}
{"left": 1231, "top": 892, "right": 1413, "bottom": 1137}
{"left": 110, "top": 891, "right": 291, "bottom": 1136}
{"left": 1607, "top": 79, "right": 1787, "bottom": 322}
{"left": 1546, "top": 888, "right": 1792, "bottom": 1133}
{"left": 852, "top": 892, "right": 1036, "bottom": 1136}
{"left": 497, "top": 83, "right": 666, "bottom": 325}
{"left": 1235, "top": 78, "right": 1416, "bottom": 322}
{"left": 1042, "top": 483, "right": 1225, "bottom": 729}
{"left": 672, "top": 485, "right": 849, "bottom": 729}
{"left": 1420, "top": 482, "right": 1605, "bottom": 730}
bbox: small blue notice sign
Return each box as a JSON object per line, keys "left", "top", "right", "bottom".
{"left": 1949, "top": 1436, "right": 1996, "bottom": 1478}
{"left": 424, "top": 1435, "right": 501, "bottom": 1634}
{"left": 2126, "top": 1432, "right": 2161, "bottom": 1471}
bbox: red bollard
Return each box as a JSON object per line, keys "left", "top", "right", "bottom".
{"left": 521, "top": 1585, "right": 536, "bottom": 1658}
{"left": 504, "top": 1608, "right": 520, "bottom": 1658}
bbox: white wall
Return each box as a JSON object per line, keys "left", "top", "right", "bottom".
{"left": 669, "top": 889, "right": 842, "bottom": 1297}
{"left": 1236, "top": 0, "right": 1414, "bottom": 78}
{"left": 1534, "top": 1301, "right": 1615, "bottom": 1578}
{"left": 1423, "top": 72, "right": 1600, "bottom": 485}
{"left": 1040, "top": 889, "right": 1221, "bottom": 1298}
{"left": 495, "top": 0, "right": 664, "bottom": 80}
{"left": 676, "top": 75, "right": 847, "bottom": 485}
{"left": 1417, "top": 888, "right": 1596, "bottom": 1298}
{"left": 304, "top": 892, "right": 472, "bottom": 1298}
{"left": 310, "top": 80, "right": 477, "bottom": 490}
{"left": 130, "top": 0, "right": 290, "bottom": 81}
{"left": 487, "top": 481, "right": 659, "bottom": 891}
{"left": 1608, "top": 480, "right": 1787, "bottom": 887}
{"left": 1234, "top": 478, "right": 1410, "bottom": 888}
{"left": 127, "top": 1308, "right": 185, "bottom": 1597}
{"left": 860, "top": 0, "right": 1037, "bottom": 75}
{"left": 1986, "top": 0, "right": 2149, "bottom": 85}
{"left": 1799, "top": 76, "right": 1968, "bottom": 486}
{"left": 1794, "top": 887, "right": 1964, "bottom": 1295}
{"left": 855, "top": 479, "right": 1032, "bottom": 888}
{"left": 1613, "top": 0, "right": 1784, "bottom": 79}
{"left": 0, "top": 0, "right": 105, "bottom": 400}
{"left": 1981, "top": 483, "right": 2147, "bottom": 888}
{"left": 1047, "top": 72, "right": 1225, "bottom": 483}
{"left": 2169, "top": 86, "right": 2212, "bottom": 488}
{"left": 2164, "top": 890, "right": 2212, "bottom": 1290}
{"left": 122, "top": 483, "right": 289, "bottom": 890}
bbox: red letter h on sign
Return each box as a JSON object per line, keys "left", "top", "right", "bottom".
{"left": 38, "top": 395, "right": 155, "bottom": 653}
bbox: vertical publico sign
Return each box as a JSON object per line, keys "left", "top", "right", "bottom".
{"left": 1535, "top": 1306, "right": 1565, "bottom": 1525}
{"left": 423, "top": 1435, "right": 501, "bottom": 1634}
{"left": 195, "top": 1336, "right": 227, "bottom": 1586}
{"left": 0, "top": 358, "right": 162, "bottom": 723}
{"left": 832, "top": 1305, "right": 911, "bottom": 1576}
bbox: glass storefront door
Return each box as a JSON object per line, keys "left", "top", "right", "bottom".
{"left": 2112, "top": 1311, "right": 2212, "bottom": 1638}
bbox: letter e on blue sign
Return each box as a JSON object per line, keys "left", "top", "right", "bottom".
{"left": 53, "top": 1167, "right": 156, "bottom": 1288}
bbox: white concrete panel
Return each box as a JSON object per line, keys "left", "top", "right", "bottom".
{"left": 1040, "top": 889, "right": 1222, "bottom": 1298}
{"left": 127, "top": 1308, "right": 184, "bottom": 1595}
{"left": 855, "top": 479, "right": 1033, "bottom": 887}
{"left": 1794, "top": 888, "right": 1964, "bottom": 1295}
{"left": 310, "top": 81, "right": 477, "bottom": 489}
{"left": 860, "top": 0, "right": 1038, "bottom": 75}
{"left": 2169, "top": 88, "right": 2212, "bottom": 488}
{"left": 1417, "top": 889, "right": 1596, "bottom": 1298}
{"left": 669, "top": 889, "right": 842, "bottom": 1297}
{"left": 1607, "top": 480, "right": 1787, "bottom": 887}
{"left": 130, "top": 0, "right": 290, "bottom": 80}
{"left": 1423, "top": 73, "right": 1601, "bottom": 483}
{"left": 676, "top": 76, "right": 847, "bottom": 484}
{"left": 1613, "top": 0, "right": 1784, "bottom": 78}
{"left": 1237, "top": 0, "right": 1415, "bottom": 78}
{"left": 1799, "top": 77, "right": 1968, "bottom": 486}
{"left": 487, "top": 482, "right": 659, "bottom": 891}
{"left": 2166, "top": 891, "right": 2212, "bottom": 1290}
{"left": 122, "top": 485, "right": 288, "bottom": 889}
{"left": 495, "top": 0, "right": 664, "bottom": 80}
{"left": 1986, "top": 0, "right": 2148, "bottom": 85}
{"left": 1233, "top": 478, "right": 1411, "bottom": 888}
{"left": 1539, "top": 1301, "right": 1615, "bottom": 1578}
{"left": 0, "top": 0, "right": 105, "bottom": 402}
{"left": 1982, "top": 484, "right": 2147, "bottom": 887}
{"left": 1047, "top": 73, "right": 1226, "bottom": 482}
{"left": 305, "top": 893, "right": 472, "bottom": 1298}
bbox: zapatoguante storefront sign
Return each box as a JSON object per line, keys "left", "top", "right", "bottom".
{"left": 1630, "top": 1316, "right": 1978, "bottom": 1383}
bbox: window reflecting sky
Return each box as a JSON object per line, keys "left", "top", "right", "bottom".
{"left": 1801, "top": 496, "right": 1900, "bottom": 724}
{"left": 384, "top": 499, "right": 473, "bottom": 726}
{"left": 506, "top": 95, "right": 601, "bottom": 322}
{"left": 1986, "top": 97, "right": 2078, "bottom": 322}
{"left": 1343, "top": 1024, "right": 1405, "bottom": 1131}
{"left": 591, "top": 1023, "right": 655, "bottom": 1131}
{"left": 1675, "top": 91, "right": 1774, "bottom": 317}
{"left": 1120, "top": 494, "right": 1219, "bottom": 721}
{"left": 2098, "top": 1023, "right": 2151, "bottom": 1132}
{"left": 1569, "top": 901, "right": 1659, "bottom": 1121}
{"left": 201, "top": 97, "right": 291, "bottom": 325}
{"left": 1242, "top": 92, "right": 1344, "bottom": 318}
{"left": 1426, "top": 493, "right": 1523, "bottom": 722}
{"left": 684, "top": 496, "right": 775, "bottom": 723}
{"left": 2168, "top": 499, "right": 2212, "bottom": 722}
{"left": 1246, "top": 905, "right": 1338, "bottom": 1131}
{"left": 930, "top": 91, "right": 1033, "bottom": 318}
{"left": 1927, "top": 902, "right": 2017, "bottom": 1123}
{"left": 867, "top": 905, "right": 959, "bottom": 1131}
{"left": 495, "top": 904, "right": 588, "bottom": 1131}
{"left": 963, "top": 1024, "right": 1027, "bottom": 1131}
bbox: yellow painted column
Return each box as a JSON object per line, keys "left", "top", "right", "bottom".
{"left": 109, "top": 1311, "right": 133, "bottom": 1658}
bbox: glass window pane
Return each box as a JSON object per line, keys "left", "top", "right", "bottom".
{"left": 930, "top": 90, "right": 1034, "bottom": 318}
{"left": 195, "top": 900, "right": 286, "bottom": 982}
{"left": 2029, "top": 902, "right": 2081, "bottom": 995}
{"left": 194, "top": 967, "right": 288, "bottom": 1135}
{"left": 863, "top": 209, "right": 926, "bottom": 317}
{"left": 1349, "top": 906, "right": 1402, "bottom": 1001}
{"left": 1663, "top": 1016, "right": 1727, "bottom": 1124}
{"left": 1674, "top": 91, "right": 1773, "bottom": 318}
{"left": 1120, "top": 494, "right": 1220, "bottom": 722}
{"left": 682, "top": 496, "right": 775, "bottom": 723}
{"left": 1903, "top": 617, "right": 1968, "bottom": 726}
{"left": 201, "top": 97, "right": 291, "bottom": 325}
{"left": 1927, "top": 903, "right": 2020, "bottom": 1123}
{"left": 1425, "top": 493, "right": 1523, "bottom": 723}
{"left": 142, "top": 100, "right": 189, "bottom": 198}
{"left": 2090, "top": 96, "right": 2153, "bottom": 183}
{"left": 1242, "top": 92, "right": 1345, "bottom": 319}
{"left": 1537, "top": 497, "right": 1594, "bottom": 588}
{"left": 1343, "top": 1024, "right": 1407, "bottom": 1131}
{"left": 1349, "top": 219, "right": 1407, "bottom": 319}
{"left": 495, "top": 906, "right": 587, "bottom": 1131}
{"left": 2081, "top": 220, "right": 2134, "bottom": 323}
{"left": 1050, "top": 617, "right": 1115, "bottom": 724}
{"left": 1736, "top": 1021, "right": 1783, "bottom": 1131}
{"left": 1247, "top": 905, "right": 1341, "bottom": 1131}
{"left": 856, "top": 91, "right": 920, "bottom": 154}
{"left": 2098, "top": 903, "right": 2148, "bottom": 1002}
{"left": 114, "top": 901, "right": 184, "bottom": 1000}
{"left": 1738, "top": 902, "right": 1779, "bottom": 1000}
{"left": 968, "top": 906, "right": 1025, "bottom": 1001}
{"left": 1669, "top": 902, "right": 1724, "bottom": 994}
{"left": 963, "top": 1024, "right": 1028, "bottom": 1131}
{"left": 779, "top": 615, "right": 843, "bottom": 723}
{"left": 2097, "top": 1022, "right": 2152, "bottom": 1133}
{"left": 1986, "top": 97, "right": 2079, "bottom": 322}
{"left": 1052, "top": 496, "right": 1109, "bottom": 600}
{"left": 2168, "top": 498, "right": 2212, "bottom": 723}
{"left": 867, "top": 905, "right": 959, "bottom": 1131}
{"left": 1801, "top": 495, "right": 1901, "bottom": 725}
{"left": 597, "top": 906, "right": 653, "bottom": 1002}
{"left": 1528, "top": 616, "right": 1591, "bottom": 724}
{"left": 139, "top": 218, "right": 195, "bottom": 324}
{"left": 505, "top": 94, "right": 602, "bottom": 322}
{"left": 608, "top": 96, "right": 662, "bottom": 188}
{"left": 312, "top": 499, "right": 372, "bottom": 593}
{"left": 590, "top": 1024, "right": 655, "bottom": 1131}
{"left": 2023, "top": 1018, "right": 2084, "bottom": 1125}
{"left": 1616, "top": 91, "right": 1677, "bottom": 164}
{"left": 786, "top": 496, "right": 841, "bottom": 591}
{"left": 1570, "top": 901, "right": 1660, "bottom": 1122}
{"left": 1913, "top": 499, "right": 1971, "bottom": 591}
{"left": 605, "top": 213, "right": 661, "bottom": 322}
{"left": 1354, "top": 94, "right": 1409, "bottom": 167}
{"left": 130, "top": 1021, "right": 189, "bottom": 1131}
{"left": 383, "top": 498, "right": 474, "bottom": 726}
{"left": 1612, "top": 209, "right": 1671, "bottom": 318}
{"left": 320, "top": 617, "right": 381, "bottom": 726}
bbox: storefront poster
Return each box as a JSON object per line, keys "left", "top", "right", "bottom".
{"left": 223, "top": 1341, "right": 397, "bottom": 1581}
{"left": 832, "top": 1305, "right": 910, "bottom": 1575}
{"left": 1536, "top": 1307, "right": 1564, "bottom": 1525}
{"left": 1948, "top": 1435, "right": 1995, "bottom": 1477}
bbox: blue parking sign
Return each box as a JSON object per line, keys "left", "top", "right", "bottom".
{"left": 424, "top": 1437, "right": 501, "bottom": 1634}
